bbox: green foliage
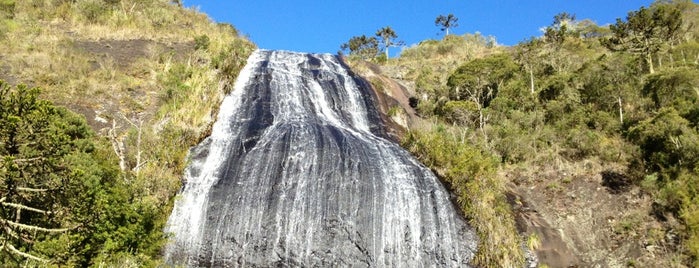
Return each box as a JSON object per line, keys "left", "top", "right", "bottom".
{"left": 375, "top": 26, "right": 402, "bottom": 58}
{"left": 0, "top": 0, "right": 15, "bottom": 19}
{"left": 642, "top": 67, "right": 699, "bottom": 115}
{"left": 440, "top": 100, "right": 478, "bottom": 126}
{"left": 604, "top": 3, "right": 684, "bottom": 73}
{"left": 0, "top": 81, "right": 166, "bottom": 265}
{"left": 211, "top": 38, "right": 256, "bottom": 93}
{"left": 160, "top": 63, "right": 193, "bottom": 103}
{"left": 435, "top": 14, "right": 458, "bottom": 35}
{"left": 79, "top": 0, "right": 111, "bottom": 24}
{"left": 194, "top": 34, "right": 210, "bottom": 51}
{"left": 447, "top": 53, "right": 518, "bottom": 105}
{"left": 0, "top": 0, "right": 256, "bottom": 265}
{"left": 544, "top": 12, "right": 577, "bottom": 44}
{"left": 340, "top": 34, "right": 379, "bottom": 60}
{"left": 390, "top": 1, "right": 699, "bottom": 266}
{"left": 629, "top": 108, "right": 699, "bottom": 177}
{"left": 671, "top": 41, "right": 699, "bottom": 67}
{"left": 0, "top": 82, "right": 91, "bottom": 263}
{"left": 402, "top": 126, "right": 523, "bottom": 267}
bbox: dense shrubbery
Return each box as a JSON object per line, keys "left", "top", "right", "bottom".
{"left": 391, "top": 0, "right": 699, "bottom": 265}
{"left": 0, "top": 82, "right": 165, "bottom": 266}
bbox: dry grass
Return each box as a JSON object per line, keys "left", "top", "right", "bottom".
{"left": 388, "top": 33, "right": 501, "bottom": 81}
{"left": 403, "top": 122, "right": 524, "bottom": 267}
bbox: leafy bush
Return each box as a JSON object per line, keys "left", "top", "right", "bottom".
{"left": 643, "top": 68, "right": 699, "bottom": 115}
{"left": 628, "top": 107, "right": 699, "bottom": 176}
{"left": 79, "top": 0, "right": 110, "bottom": 24}
{"left": 0, "top": 0, "right": 15, "bottom": 18}
{"left": 194, "top": 34, "right": 210, "bottom": 51}
{"left": 440, "top": 100, "right": 478, "bottom": 126}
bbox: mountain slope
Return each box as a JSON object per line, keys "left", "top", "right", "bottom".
{"left": 363, "top": 1, "right": 699, "bottom": 267}
{"left": 0, "top": 0, "right": 254, "bottom": 265}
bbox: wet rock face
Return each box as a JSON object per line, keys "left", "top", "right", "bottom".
{"left": 165, "top": 50, "right": 477, "bottom": 267}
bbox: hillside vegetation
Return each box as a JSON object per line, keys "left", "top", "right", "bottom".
{"left": 0, "top": 0, "right": 254, "bottom": 266}
{"left": 3, "top": 0, "right": 699, "bottom": 267}
{"left": 374, "top": 0, "right": 699, "bottom": 266}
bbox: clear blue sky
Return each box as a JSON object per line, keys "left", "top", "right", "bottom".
{"left": 184, "top": 1, "right": 660, "bottom": 56}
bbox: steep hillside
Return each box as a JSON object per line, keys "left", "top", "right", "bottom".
{"left": 363, "top": 1, "right": 699, "bottom": 267}
{"left": 0, "top": 0, "right": 254, "bottom": 266}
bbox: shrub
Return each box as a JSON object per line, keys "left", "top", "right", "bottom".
{"left": 440, "top": 100, "right": 479, "bottom": 126}
{"left": 79, "top": 0, "right": 110, "bottom": 24}
{"left": 628, "top": 107, "right": 699, "bottom": 175}
{"left": 0, "top": 0, "right": 15, "bottom": 18}
{"left": 194, "top": 34, "right": 210, "bottom": 51}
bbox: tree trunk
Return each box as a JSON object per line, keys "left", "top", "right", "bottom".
{"left": 529, "top": 65, "right": 535, "bottom": 94}
{"left": 109, "top": 120, "right": 127, "bottom": 171}
{"left": 618, "top": 97, "right": 624, "bottom": 125}
{"left": 646, "top": 53, "right": 655, "bottom": 74}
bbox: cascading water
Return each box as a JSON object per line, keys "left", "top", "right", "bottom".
{"left": 164, "top": 50, "right": 477, "bottom": 267}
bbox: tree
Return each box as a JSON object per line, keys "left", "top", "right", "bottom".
{"left": 435, "top": 14, "right": 459, "bottom": 36}
{"left": 375, "top": 26, "right": 404, "bottom": 59}
{"left": 514, "top": 38, "right": 544, "bottom": 94}
{"left": 544, "top": 12, "right": 577, "bottom": 45}
{"left": 340, "top": 35, "right": 379, "bottom": 60}
{"left": 446, "top": 54, "right": 518, "bottom": 140}
{"left": 0, "top": 82, "right": 96, "bottom": 263}
{"left": 603, "top": 4, "right": 683, "bottom": 74}
{"left": 0, "top": 81, "right": 165, "bottom": 265}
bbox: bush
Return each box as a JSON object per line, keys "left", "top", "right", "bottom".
{"left": 194, "top": 34, "right": 210, "bottom": 51}
{"left": 0, "top": 0, "right": 15, "bottom": 18}
{"left": 440, "top": 100, "right": 479, "bottom": 126}
{"left": 79, "top": 0, "right": 110, "bottom": 24}
{"left": 643, "top": 68, "right": 699, "bottom": 115}
{"left": 628, "top": 107, "right": 699, "bottom": 175}
{"left": 159, "top": 63, "right": 192, "bottom": 103}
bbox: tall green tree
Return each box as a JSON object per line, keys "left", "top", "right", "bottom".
{"left": 514, "top": 38, "right": 544, "bottom": 94}
{"left": 435, "top": 14, "right": 459, "bottom": 36}
{"left": 604, "top": 4, "right": 683, "bottom": 73}
{"left": 0, "top": 81, "right": 165, "bottom": 266}
{"left": 340, "top": 35, "right": 379, "bottom": 60}
{"left": 446, "top": 54, "right": 518, "bottom": 139}
{"left": 0, "top": 81, "right": 97, "bottom": 264}
{"left": 544, "top": 12, "right": 577, "bottom": 44}
{"left": 375, "top": 26, "right": 403, "bottom": 58}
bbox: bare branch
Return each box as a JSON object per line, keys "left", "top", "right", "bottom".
{"left": 1, "top": 202, "right": 49, "bottom": 215}
{"left": 109, "top": 120, "right": 128, "bottom": 171}
{"left": 4, "top": 243, "right": 48, "bottom": 263}
{"left": 2, "top": 219, "right": 71, "bottom": 233}
{"left": 4, "top": 226, "right": 34, "bottom": 244}
{"left": 122, "top": 114, "right": 144, "bottom": 176}
{"left": 11, "top": 157, "right": 44, "bottom": 164}
{"left": 16, "top": 187, "right": 48, "bottom": 193}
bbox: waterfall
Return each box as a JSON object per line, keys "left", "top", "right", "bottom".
{"left": 164, "top": 50, "right": 477, "bottom": 267}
